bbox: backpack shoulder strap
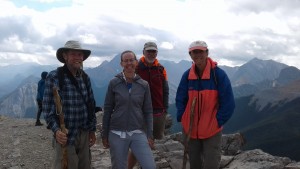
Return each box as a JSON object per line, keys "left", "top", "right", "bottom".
{"left": 81, "top": 70, "right": 89, "bottom": 87}
{"left": 185, "top": 67, "right": 217, "bottom": 86}
{"left": 57, "top": 66, "right": 89, "bottom": 91}
{"left": 212, "top": 67, "right": 218, "bottom": 86}
{"left": 57, "top": 66, "right": 95, "bottom": 119}
{"left": 158, "top": 64, "right": 165, "bottom": 80}
{"left": 57, "top": 66, "right": 64, "bottom": 90}
{"left": 157, "top": 63, "right": 164, "bottom": 73}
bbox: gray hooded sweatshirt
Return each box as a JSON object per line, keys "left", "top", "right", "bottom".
{"left": 102, "top": 72, "right": 153, "bottom": 139}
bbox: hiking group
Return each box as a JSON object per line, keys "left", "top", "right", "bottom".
{"left": 39, "top": 39, "right": 234, "bottom": 169}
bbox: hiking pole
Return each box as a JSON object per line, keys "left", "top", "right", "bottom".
{"left": 53, "top": 87, "right": 68, "bottom": 169}
{"left": 182, "top": 97, "right": 197, "bottom": 169}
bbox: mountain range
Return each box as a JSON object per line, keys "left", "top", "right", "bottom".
{"left": 0, "top": 56, "right": 300, "bottom": 160}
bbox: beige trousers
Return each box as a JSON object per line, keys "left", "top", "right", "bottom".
{"left": 52, "top": 130, "right": 91, "bottom": 169}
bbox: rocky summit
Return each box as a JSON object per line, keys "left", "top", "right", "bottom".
{"left": 0, "top": 115, "right": 300, "bottom": 169}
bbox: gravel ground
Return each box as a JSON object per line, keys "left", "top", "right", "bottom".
{"left": 0, "top": 116, "right": 54, "bottom": 169}
{"left": 0, "top": 115, "right": 108, "bottom": 169}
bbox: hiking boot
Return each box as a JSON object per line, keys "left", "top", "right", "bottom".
{"left": 35, "top": 121, "right": 43, "bottom": 126}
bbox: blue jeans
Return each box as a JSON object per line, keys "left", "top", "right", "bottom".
{"left": 108, "top": 131, "right": 155, "bottom": 169}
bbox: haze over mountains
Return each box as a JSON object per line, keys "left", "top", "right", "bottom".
{"left": 0, "top": 56, "right": 300, "bottom": 160}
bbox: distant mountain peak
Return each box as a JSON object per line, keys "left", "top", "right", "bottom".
{"left": 232, "top": 57, "right": 288, "bottom": 86}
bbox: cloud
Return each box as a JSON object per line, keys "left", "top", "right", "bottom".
{"left": 0, "top": 0, "right": 299, "bottom": 69}
{"left": 227, "top": 0, "right": 300, "bottom": 14}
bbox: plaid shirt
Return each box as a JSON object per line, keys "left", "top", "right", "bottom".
{"left": 43, "top": 68, "right": 96, "bottom": 145}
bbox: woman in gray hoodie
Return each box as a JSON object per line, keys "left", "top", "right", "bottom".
{"left": 101, "top": 50, "right": 155, "bottom": 169}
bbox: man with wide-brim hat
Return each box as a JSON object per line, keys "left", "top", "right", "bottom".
{"left": 55, "top": 40, "right": 91, "bottom": 76}
{"left": 44, "top": 40, "right": 96, "bottom": 169}
{"left": 56, "top": 40, "right": 91, "bottom": 63}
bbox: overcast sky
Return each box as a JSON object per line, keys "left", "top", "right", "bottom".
{"left": 1, "top": 0, "right": 300, "bottom": 68}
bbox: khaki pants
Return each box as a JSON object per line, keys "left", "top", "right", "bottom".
{"left": 187, "top": 131, "right": 222, "bottom": 169}
{"left": 53, "top": 130, "right": 91, "bottom": 169}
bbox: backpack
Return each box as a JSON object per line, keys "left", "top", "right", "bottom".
{"left": 57, "top": 66, "right": 95, "bottom": 120}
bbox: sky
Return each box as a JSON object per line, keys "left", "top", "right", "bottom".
{"left": 0, "top": 0, "right": 300, "bottom": 68}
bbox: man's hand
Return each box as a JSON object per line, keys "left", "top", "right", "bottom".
{"left": 148, "top": 138, "right": 155, "bottom": 150}
{"left": 55, "top": 130, "right": 68, "bottom": 145}
{"left": 89, "top": 132, "right": 96, "bottom": 147}
{"left": 102, "top": 138, "right": 109, "bottom": 149}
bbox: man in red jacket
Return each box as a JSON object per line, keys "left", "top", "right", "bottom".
{"left": 128, "top": 42, "right": 169, "bottom": 168}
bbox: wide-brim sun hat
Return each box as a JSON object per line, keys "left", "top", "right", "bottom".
{"left": 189, "top": 40, "right": 208, "bottom": 52}
{"left": 56, "top": 40, "right": 91, "bottom": 63}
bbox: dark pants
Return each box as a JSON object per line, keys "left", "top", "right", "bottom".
{"left": 153, "top": 111, "right": 167, "bottom": 140}
{"left": 36, "top": 100, "right": 42, "bottom": 122}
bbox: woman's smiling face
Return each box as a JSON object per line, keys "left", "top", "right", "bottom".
{"left": 120, "top": 51, "right": 137, "bottom": 73}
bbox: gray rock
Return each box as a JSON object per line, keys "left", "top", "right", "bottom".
{"left": 284, "top": 162, "right": 300, "bottom": 169}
